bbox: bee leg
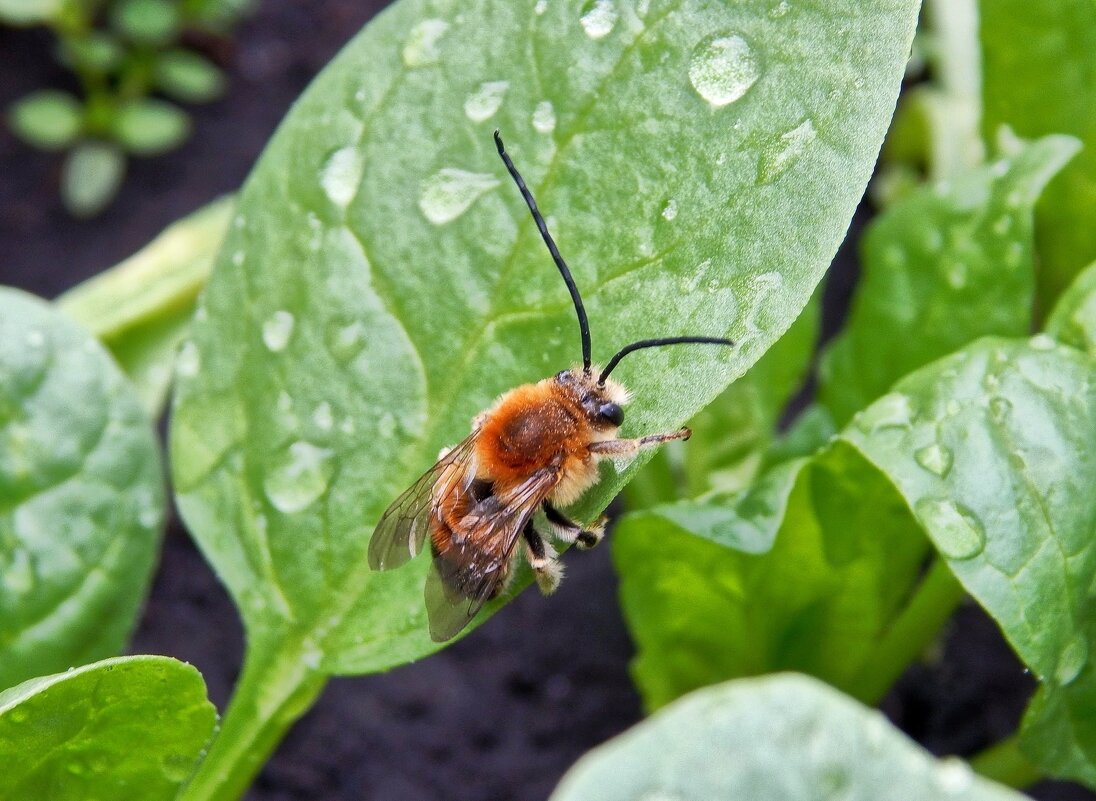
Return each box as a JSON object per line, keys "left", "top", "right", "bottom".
{"left": 523, "top": 519, "right": 562, "bottom": 594}
{"left": 588, "top": 427, "right": 692, "bottom": 458}
{"left": 543, "top": 502, "right": 606, "bottom": 551}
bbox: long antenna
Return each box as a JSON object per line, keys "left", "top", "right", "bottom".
{"left": 494, "top": 130, "right": 592, "bottom": 373}
{"left": 599, "top": 337, "right": 735, "bottom": 384}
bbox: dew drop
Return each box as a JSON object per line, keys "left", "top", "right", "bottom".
{"left": 915, "top": 498, "right": 987, "bottom": 560}
{"left": 263, "top": 441, "right": 335, "bottom": 514}
{"left": 320, "top": 146, "right": 364, "bottom": 208}
{"left": 312, "top": 402, "right": 334, "bottom": 431}
{"left": 328, "top": 321, "right": 367, "bottom": 363}
{"left": 756, "top": 119, "right": 816, "bottom": 184}
{"left": 262, "top": 311, "right": 295, "bottom": 352}
{"left": 770, "top": 0, "right": 790, "bottom": 17}
{"left": 532, "top": 100, "right": 557, "bottom": 134}
{"left": 935, "top": 758, "right": 974, "bottom": 794}
{"left": 579, "top": 0, "right": 617, "bottom": 39}
{"left": 534, "top": 0, "right": 547, "bottom": 14}
{"left": 989, "top": 396, "right": 1012, "bottom": 423}
{"left": 688, "top": 33, "right": 760, "bottom": 107}
{"left": 176, "top": 340, "right": 200, "bottom": 377}
{"left": 463, "top": 80, "right": 510, "bottom": 123}
{"left": 915, "top": 443, "right": 953, "bottom": 477}
{"left": 1055, "top": 635, "right": 1089, "bottom": 685}
{"left": 856, "top": 392, "right": 913, "bottom": 433}
{"left": 419, "top": 168, "right": 500, "bottom": 224}
{"left": 402, "top": 19, "right": 449, "bottom": 67}
{"left": 661, "top": 197, "right": 678, "bottom": 221}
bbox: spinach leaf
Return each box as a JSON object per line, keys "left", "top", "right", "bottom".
{"left": 1046, "top": 260, "right": 1096, "bottom": 357}
{"left": 845, "top": 337, "right": 1096, "bottom": 786}
{"left": 171, "top": 0, "right": 920, "bottom": 676}
{"left": 819, "top": 136, "right": 1078, "bottom": 426}
{"left": 0, "top": 288, "right": 164, "bottom": 691}
{"left": 0, "top": 656, "right": 216, "bottom": 800}
{"left": 550, "top": 673, "right": 1026, "bottom": 801}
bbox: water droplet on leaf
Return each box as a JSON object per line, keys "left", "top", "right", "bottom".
{"left": 756, "top": 119, "right": 816, "bottom": 184}
{"left": 1055, "top": 635, "right": 1088, "bottom": 685}
{"left": 532, "top": 100, "right": 556, "bottom": 134}
{"left": 688, "top": 33, "right": 760, "bottom": 107}
{"left": 661, "top": 197, "right": 678, "bottom": 221}
{"left": 579, "top": 0, "right": 617, "bottom": 39}
{"left": 402, "top": 19, "right": 449, "bottom": 67}
{"left": 262, "top": 311, "right": 295, "bottom": 352}
{"left": 915, "top": 443, "right": 953, "bottom": 477}
{"left": 320, "top": 146, "right": 364, "bottom": 208}
{"left": 418, "top": 168, "right": 499, "bottom": 225}
{"left": 463, "top": 80, "right": 510, "bottom": 123}
{"left": 263, "top": 441, "right": 335, "bottom": 514}
{"left": 915, "top": 498, "right": 987, "bottom": 560}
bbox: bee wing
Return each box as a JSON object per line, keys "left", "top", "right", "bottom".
{"left": 367, "top": 433, "right": 480, "bottom": 571}
{"left": 425, "top": 465, "right": 561, "bottom": 642}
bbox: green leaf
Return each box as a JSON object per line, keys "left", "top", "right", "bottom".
{"left": 842, "top": 337, "right": 1096, "bottom": 787}
{"left": 155, "top": 49, "right": 227, "bottom": 104}
{"left": 57, "top": 197, "right": 234, "bottom": 416}
{"left": 62, "top": 142, "right": 126, "bottom": 218}
{"left": 57, "top": 33, "right": 125, "bottom": 74}
{"left": 0, "top": 656, "right": 217, "bottom": 799}
{"left": 110, "top": 0, "right": 181, "bottom": 45}
{"left": 1046, "top": 260, "right": 1096, "bottom": 357}
{"left": 171, "top": 0, "right": 919, "bottom": 682}
{"left": 819, "top": 135, "right": 1079, "bottom": 426}
{"left": 112, "top": 99, "right": 191, "bottom": 156}
{"left": 550, "top": 673, "right": 1026, "bottom": 801}
{"left": 7, "top": 90, "right": 83, "bottom": 151}
{"left": 615, "top": 443, "right": 928, "bottom": 710}
{"left": 981, "top": 0, "right": 1096, "bottom": 307}
{"left": 0, "top": 288, "right": 164, "bottom": 691}
{"left": 0, "top": 0, "right": 61, "bottom": 25}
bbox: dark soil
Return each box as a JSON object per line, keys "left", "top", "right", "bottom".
{"left": 0, "top": 3, "right": 1091, "bottom": 799}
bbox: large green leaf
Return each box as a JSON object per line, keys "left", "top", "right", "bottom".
{"left": 0, "top": 288, "right": 164, "bottom": 692}
{"left": 981, "top": 0, "right": 1096, "bottom": 308}
{"left": 550, "top": 673, "right": 1025, "bottom": 801}
{"left": 171, "top": 0, "right": 918, "bottom": 674}
{"left": 819, "top": 135, "right": 1078, "bottom": 426}
{"left": 1046, "top": 260, "right": 1096, "bottom": 357}
{"left": 0, "top": 656, "right": 217, "bottom": 799}
{"left": 844, "top": 337, "right": 1096, "bottom": 786}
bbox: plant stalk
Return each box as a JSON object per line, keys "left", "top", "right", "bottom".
{"left": 852, "top": 557, "right": 966, "bottom": 704}
{"left": 178, "top": 631, "right": 327, "bottom": 801}
{"left": 969, "top": 734, "right": 1042, "bottom": 789}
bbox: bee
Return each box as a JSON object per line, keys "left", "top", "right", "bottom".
{"left": 368, "top": 131, "right": 734, "bottom": 641}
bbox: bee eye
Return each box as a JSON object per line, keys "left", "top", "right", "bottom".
{"left": 599, "top": 403, "right": 624, "bottom": 427}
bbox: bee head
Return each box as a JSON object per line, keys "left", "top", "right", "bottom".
{"left": 555, "top": 367, "right": 630, "bottom": 430}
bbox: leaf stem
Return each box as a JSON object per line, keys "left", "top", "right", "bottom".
{"left": 853, "top": 557, "right": 966, "bottom": 704}
{"left": 56, "top": 195, "right": 233, "bottom": 341}
{"left": 969, "top": 734, "right": 1043, "bottom": 789}
{"left": 178, "top": 630, "right": 327, "bottom": 801}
